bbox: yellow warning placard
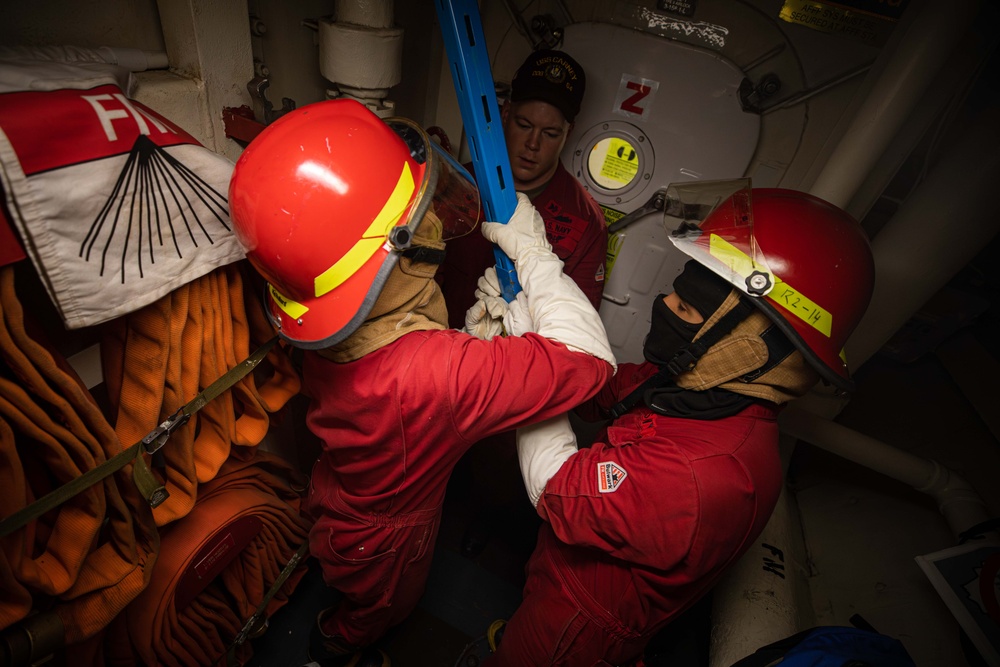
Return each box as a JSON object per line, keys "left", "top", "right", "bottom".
{"left": 605, "top": 231, "right": 627, "bottom": 279}
{"left": 599, "top": 138, "right": 640, "bottom": 186}
{"left": 601, "top": 206, "right": 625, "bottom": 227}
{"left": 779, "top": 0, "right": 901, "bottom": 47}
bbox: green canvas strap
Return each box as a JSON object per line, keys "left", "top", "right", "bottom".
{"left": 224, "top": 540, "right": 311, "bottom": 667}
{"left": 0, "top": 336, "right": 280, "bottom": 538}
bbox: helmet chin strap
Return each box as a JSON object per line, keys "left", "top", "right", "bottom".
{"left": 400, "top": 244, "right": 446, "bottom": 265}
{"left": 664, "top": 298, "right": 755, "bottom": 375}
{"left": 609, "top": 297, "right": 755, "bottom": 420}
{"left": 399, "top": 208, "right": 447, "bottom": 266}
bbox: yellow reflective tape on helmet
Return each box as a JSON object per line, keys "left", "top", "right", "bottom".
{"left": 709, "top": 233, "right": 832, "bottom": 337}
{"left": 314, "top": 162, "right": 416, "bottom": 297}
{"left": 269, "top": 284, "right": 308, "bottom": 319}
{"left": 709, "top": 233, "right": 757, "bottom": 280}
{"left": 769, "top": 279, "right": 832, "bottom": 337}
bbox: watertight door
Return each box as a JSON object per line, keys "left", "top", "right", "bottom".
{"left": 561, "top": 22, "right": 760, "bottom": 362}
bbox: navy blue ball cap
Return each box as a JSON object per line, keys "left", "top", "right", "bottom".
{"left": 510, "top": 49, "right": 586, "bottom": 123}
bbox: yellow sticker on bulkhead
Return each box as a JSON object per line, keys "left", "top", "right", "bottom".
{"left": 599, "top": 138, "right": 640, "bottom": 185}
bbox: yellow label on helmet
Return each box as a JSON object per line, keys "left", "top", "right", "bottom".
{"left": 269, "top": 284, "right": 308, "bottom": 320}
{"left": 314, "top": 162, "right": 416, "bottom": 297}
{"left": 708, "top": 234, "right": 757, "bottom": 280}
{"left": 770, "top": 279, "right": 832, "bottom": 337}
{"left": 709, "top": 233, "right": 832, "bottom": 337}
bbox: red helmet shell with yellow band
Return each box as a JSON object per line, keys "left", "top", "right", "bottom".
{"left": 667, "top": 180, "right": 875, "bottom": 390}
{"left": 229, "top": 98, "right": 479, "bottom": 348}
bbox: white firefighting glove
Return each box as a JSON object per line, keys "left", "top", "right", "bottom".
{"left": 463, "top": 267, "right": 508, "bottom": 339}
{"left": 475, "top": 266, "right": 504, "bottom": 303}
{"left": 464, "top": 299, "right": 505, "bottom": 340}
{"left": 502, "top": 291, "right": 535, "bottom": 337}
{"left": 516, "top": 414, "right": 578, "bottom": 508}
{"left": 481, "top": 193, "right": 615, "bottom": 370}
{"left": 475, "top": 266, "right": 509, "bottom": 323}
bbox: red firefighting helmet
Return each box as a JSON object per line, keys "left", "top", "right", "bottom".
{"left": 229, "top": 99, "right": 481, "bottom": 349}
{"left": 665, "top": 179, "right": 875, "bottom": 390}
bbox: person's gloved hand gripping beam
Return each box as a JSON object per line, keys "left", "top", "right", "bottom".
{"left": 463, "top": 266, "right": 508, "bottom": 340}
{"left": 479, "top": 193, "right": 615, "bottom": 506}
{"left": 479, "top": 192, "right": 616, "bottom": 368}
{"left": 463, "top": 265, "right": 536, "bottom": 339}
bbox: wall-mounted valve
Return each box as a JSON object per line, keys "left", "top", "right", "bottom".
{"left": 739, "top": 73, "right": 782, "bottom": 113}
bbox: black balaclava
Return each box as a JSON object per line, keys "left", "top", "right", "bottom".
{"left": 609, "top": 259, "right": 755, "bottom": 421}
{"left": 612, "top": 260, "right": 815, "bottom": 421}
{"left": 643, "top": 260, "right": 734, "bottom": 367}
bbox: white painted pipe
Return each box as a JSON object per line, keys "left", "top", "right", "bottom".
{"left": 97, "top": 46, "right": 170, "bottom": 71}
{"left": 844, "top": 103, "right": 1000, "bottom": 370}
{"left": 779, "top": 407, "right": 993, "bottom": 538}
{"left": 709, "top": 400, "right": 994, "bottom": 666}
{"left": 0, "top": 45, "right": 169, "bottom": 72}
{"left": 708, "top": 2, "right": 992, "bottom": 663}
{"left": 335, "top": 0, "right": 394, "bottom": 28}
{"left": 716, "top": 98, "right": 1000, "bottom": 646}
{"left": 318, "top": 0, "right": 403, "bottom": 105}
{"left": 843, "top": 38, "right": 986, "bottom": 223}
{"left": 809, "top": 0, "right": 981, "bottom": 209}
{"left": 318, "top": 20, "right": 404, "bottom": 94}
{"left": 717, "top": 101, "right": 1000, "bottom": 667}
{"left": 791, "top": 55, "right": 1000, "bottom": 548}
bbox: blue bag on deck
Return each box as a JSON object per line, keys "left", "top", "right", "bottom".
{"left": 729, "top": 624, "right": 917, "bottom": 667}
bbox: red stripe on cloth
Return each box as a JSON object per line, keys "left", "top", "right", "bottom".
{"left": 0, "top": 204, "right": 25, "bottom": 267}
{"left": 0, "top": 84, "right": 200, "bottom": 176}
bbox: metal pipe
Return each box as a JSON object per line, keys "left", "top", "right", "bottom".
{"left": 809, "top": 0, "right": 981, "bottom": 208}
{"left": 97, "top": 46, "right": 169, "bottom": 71}
{"left": 842, "top": 35, "right": 989, "bottom": 223}
{"left": 0, "top": 45, "right": 169, "bottom": 71}
{"left": 710, "top": 399, "right": 995, "bottom": 666}
{"left": 761, "top": 62, "right": 871, "bottom": 115}
{"left": 715, "top": 62, "right": 1000, "bottom": 667}
{"left": 500, "top": 0, "right": 537, "bottom": 49}
{"left": 845, "top": 103, "right": 1000, "bottom": 369}
{"left": 318, "top": 0, "right": 403, "bottom": 114}
{"left": 779, "top": 407, "right": 993, "bottom": 538}
{"left": 710, "top": 2, "right": 992, "bottom": 663}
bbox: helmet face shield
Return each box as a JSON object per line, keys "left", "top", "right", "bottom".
{"left": 387, "top": 118, "right": 481, "bottom": 242}
{"left": 230, "top": 99, "right": 483, "bottom": 350}
{"left": 428, "top": 140, "right": 482, "bottom": 240}
{"left": 662, "top": 180, "right": 876, "bottom": 391}
{"left": 664, "top": 178, "right": 775, "bottom": 298}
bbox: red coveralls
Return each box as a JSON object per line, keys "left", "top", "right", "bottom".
{"left": 302, "top": 328, "right": 613, "bottom": 648}
{"left": 438, "top": 161, "right": 609, "bottom": 519}
{"left": 487, "top": 362, "right": 783, "bottom": 667}
{"left": 440, "top": 161, "right": 608, "bottom": 327}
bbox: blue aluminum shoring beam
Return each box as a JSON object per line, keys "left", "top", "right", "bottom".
{"left": 434, "top": 0, "right": 521, "bottom": 300}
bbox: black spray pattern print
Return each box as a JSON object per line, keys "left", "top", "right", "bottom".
{"left": 80, "top": 134, "right": 231, "bottom": 283}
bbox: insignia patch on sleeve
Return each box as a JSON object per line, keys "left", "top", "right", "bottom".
{"left": 597, "top": 461, "right": 627, "bottom": 493}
